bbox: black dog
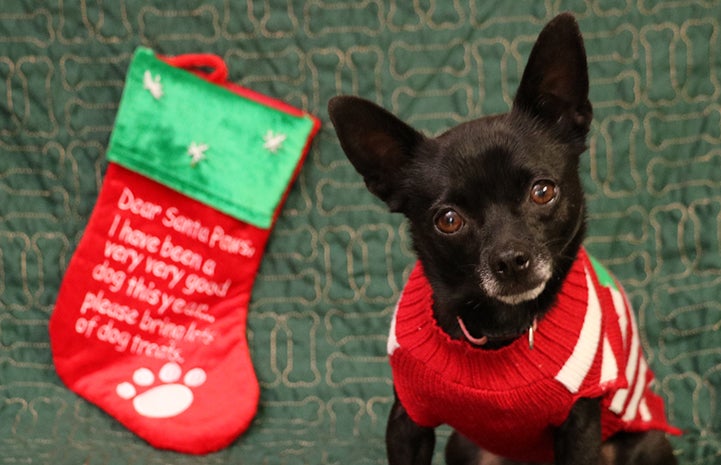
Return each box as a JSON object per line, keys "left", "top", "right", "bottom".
{"left": 329, "top": 13, "right": 678, "bottom": 465}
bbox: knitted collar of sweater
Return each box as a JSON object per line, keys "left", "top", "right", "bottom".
{"left": 389, "top": 247, "right": 604, "bottom": 393}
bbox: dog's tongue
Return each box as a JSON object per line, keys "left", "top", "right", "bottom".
{"left": 457, "top": 316, "right": 539, "bottom": 348}
{"left": 456, "top": 316, "right": 488, "bottom": 346}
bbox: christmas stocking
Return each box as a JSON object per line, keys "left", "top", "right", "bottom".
{"left": 50, "top": 48, "right": 319, "bottom": 454}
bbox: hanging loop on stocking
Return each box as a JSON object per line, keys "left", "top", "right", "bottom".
{"left": 162, "top": 52, "right": 229, "bottom": 84}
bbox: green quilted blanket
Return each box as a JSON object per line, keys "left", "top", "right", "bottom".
{"left": 1, "top": 1, "right": 719, "bottom": 464}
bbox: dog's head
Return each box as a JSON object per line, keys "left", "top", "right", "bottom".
{"left": 328, "top": 13, "right": 592, "bottom": 347}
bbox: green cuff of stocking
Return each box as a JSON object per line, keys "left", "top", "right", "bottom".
{"left": 106, "top": 47, "right": 316, "bottom": 229}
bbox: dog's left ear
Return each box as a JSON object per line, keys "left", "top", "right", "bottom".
{"left": 513, "top": 13, "right": 592, "bottom": 142}
{"left": 328, "top": 96, "right": 426, "bottom": 212}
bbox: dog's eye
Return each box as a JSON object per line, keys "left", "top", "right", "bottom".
{"left": 530, "top": 180, "right": 557, "bottom": 205}
{"left": 434, "top": 209, "right": 465, "bottom": 234}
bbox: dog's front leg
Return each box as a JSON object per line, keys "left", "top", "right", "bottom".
{"left": 554, "top": 397, "right": 602, "bottom": 464}
{"left": 386, "top": 393, "right": 435, "bottom": 465}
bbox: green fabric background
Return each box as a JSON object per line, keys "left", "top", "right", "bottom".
{"left": 0, "top": 1, "right": 719, "bottom": 464}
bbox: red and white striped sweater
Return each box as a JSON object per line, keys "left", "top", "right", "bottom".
{"left": 388, "top": 248, "right": 680, "bottom": 463}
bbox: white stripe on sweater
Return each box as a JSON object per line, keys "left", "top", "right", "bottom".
{"left": 387, "top": 303, "right": 400, "bottom": 355}
{"left": 611, "top": 287, "right": 628, "bottom": 346}
{"left": 639, "top": 398, "right": 652, "bottom": 422}
{"left": 609, "top": 301, "right": 641, "bottom": 414}
{"left": 623, "top": 356, "right": 649, "bottom": 422}
{"left": 601, "top": 336, "right": 619, "bottom": 386}
{"left": 555, "top": 267, "right": 603, "bottom": 393}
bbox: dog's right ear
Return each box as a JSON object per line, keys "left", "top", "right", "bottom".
{"left": 328, "top": 96, "right": 426, "bottom": 211}
{"left": 513, "top": 13, "right": 592, "bottom": 143}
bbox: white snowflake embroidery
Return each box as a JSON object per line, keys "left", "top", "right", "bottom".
{"left": 263, "top": 130, "right": 287, "bottom": 154}
{"left": 187, "top": 142, "right": 208, "bottom": 166}
{"left": 143, "top": 70, "right": 163, "bottom": 100}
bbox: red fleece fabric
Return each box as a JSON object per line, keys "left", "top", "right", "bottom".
{"left": 50, "top": 49, "right": 319, "bottom": 454}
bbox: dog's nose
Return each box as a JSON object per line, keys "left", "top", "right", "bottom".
{"left": 491, "top": 248, "right": 531, "bottom": 278}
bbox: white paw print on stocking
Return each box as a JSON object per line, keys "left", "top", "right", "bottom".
{"left": 116, "top": 362, "right": 207, "bottom": 418}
